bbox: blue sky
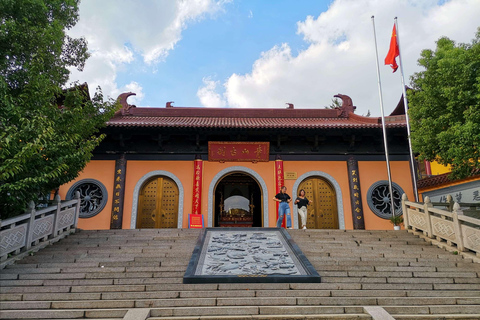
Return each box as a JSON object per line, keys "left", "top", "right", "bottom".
{"left": 68, "top": 0, "right": 480, "bottom": 116}
{"left": 116, "top": 1, "right": 330, "bottom": 108}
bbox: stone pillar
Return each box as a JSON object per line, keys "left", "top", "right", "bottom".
{"left": 275, "top": 155, "right": 285, "bottom": 228}
{"left": 192, "top": 155, "right": 203, "bottom": 215}
{"left": 347, "top": 156, "right": 365, "bottom": 229}
{"left": 110, "top": 153, "right": 127, "bottom": 229}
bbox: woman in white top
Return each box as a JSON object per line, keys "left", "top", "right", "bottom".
{"left": 295, "top": 189, "right": 312, "bottom": 229}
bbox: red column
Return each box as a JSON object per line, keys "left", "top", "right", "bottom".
{"left": 275, "top": 157, "right": 285, "bottom": 228}
{"left": 424, "top": 160, "right": 432, "bottom": 176}
{"left": 192, "top": 156, "right": 203, "bottom": 215}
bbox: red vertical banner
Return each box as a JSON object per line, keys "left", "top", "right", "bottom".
{"left": 275, "top": 158, "right": 285, "bottom": 227}
{"left": 424, "top": 160, "right": 432, "bottom": 176}
{"left": 192, "top": 158, "right": 203, "bottom": 216}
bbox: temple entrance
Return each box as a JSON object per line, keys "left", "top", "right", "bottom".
{"left": 214, "top": 173, "right": 263, "bottom": 227}
{"left": 136, "top": 176, "right": 179, "bottom": 228}
{"left": 298, "top": 177, "right": 338, "bottom": 229}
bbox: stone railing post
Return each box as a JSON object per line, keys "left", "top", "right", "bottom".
{"left": 402, "top": 193, "right": 409, "bottom": 229}
{"left": 446, "top": 194, "right": 454, "bottom": 212}
{"left": 452, "top": 202, "right": 465, "bottom": 252}
{"left": 52, "top": 194, "right": 62, "bottom": 237}
{"left": 74, "top": 191, "right": 81, "bottom": 228}
{"left": 423, "top": 196, "right": 434, "bottom": 238}
{"left": 25, "top": 201, "right": 36, "bottom": 250}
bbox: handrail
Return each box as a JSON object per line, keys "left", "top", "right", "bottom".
{"left": 0, "top": 192, "right": 81, "bottom": 268}
{"left": 402, "top": 193, "right": 480, "bottom": 255}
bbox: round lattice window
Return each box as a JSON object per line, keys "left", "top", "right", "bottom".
{"left": 67, "top": 179, "right": 108, "bottom": 218}
{"left": 366, "top": 180, "right": 404, "bottom": 219}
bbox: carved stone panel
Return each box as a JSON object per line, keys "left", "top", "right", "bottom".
{"left": 430, "top": 216, "right": 455, "bottom": 241}
{"left": 408, "top": 210, "right": 427, "bottom": 229}
{"left": 58, "top": 207, "right": 76, "bottom": 230}
{"left": 32, "top": 215, "right": 54, "bottom": 242}
{"left": 462, "top": 225, "right": 480, "bottom": 252}
{"left": 0, "top": 224, "right": 27, "bottom": 255}
{"left": 184, "top": 228, "right": 320, "bottom": 283}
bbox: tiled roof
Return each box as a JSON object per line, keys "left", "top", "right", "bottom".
{"left": 418, "top": 172, "right": 451, "bottom": 189}
{"left": 418, "top": 169, "right": 480, "bottom": 190}
{"left": 107, "top": 106, "right": 407, "bottom": 130}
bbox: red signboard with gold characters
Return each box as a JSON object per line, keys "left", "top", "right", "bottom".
{"left": 275, "top": 158, "right": 286, "bottom": 228}
{"left": 192, "top": 158, "right": 203, "bottom": 215}
{"left": 208, "top": 142, "right": 270, "bottom": 162}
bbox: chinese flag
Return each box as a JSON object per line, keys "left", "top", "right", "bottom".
{"left": 385, "top": 24, "right": 399, "bottom": 72}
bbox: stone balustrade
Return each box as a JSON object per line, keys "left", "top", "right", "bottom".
{"left": 402, "top": 193, "right": 480, "bottom": 256}
{"left": 0, "top": 192, "right": 80, "bottom": 268}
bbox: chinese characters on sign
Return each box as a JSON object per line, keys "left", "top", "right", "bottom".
{"left": 347, "top": 157, "right": 365, "bottom": 230}
{"left": 208, "top": 142, "right": 270, "bottom": 162}
{"left": 192, "top": 159, "right": 203, "bottom": 216}
{"left": 431, "top": 186, "right": 480, "bottom": 204}
{"left": 474, "top": 190, "right": 480, "bottom": 201}
{"left": 284, "top": 172, "right": 297, "bottom": 180}
{"left": 275, "top": 158, "right": 285, "bottom": 228}
{"left": 110, "top": 154, "right": 126, "bottom": 229}
{"left": 189, "top": 214, "right": 204, "bottom": 228}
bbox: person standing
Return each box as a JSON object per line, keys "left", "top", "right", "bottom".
{"left": 274, "top": 186, "right": 292, "bottom": 228}
{"left": 295, "top": 189, "right": 312, "bottom": 229}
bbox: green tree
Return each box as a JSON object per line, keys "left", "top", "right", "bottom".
{"left": 0, "top": 0, "right": 117, "bottom": 217}
{"left": 408, "top": 28, "right": 480, "bottom": 179}
{"left": 324, "top": 98, "right": 370, "bottom": 116}
{"left": 324, "top": 98, "right": 342, "bottom": 109}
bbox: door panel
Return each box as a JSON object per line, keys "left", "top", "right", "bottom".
{"left": 160, "top": 178, "right": 179, "bottom": 228}
{"left": 298, "top": 177, "right": 338, "bottom": 229}
{"left": 137, "top": 176, "right": 178, "bottom": 228}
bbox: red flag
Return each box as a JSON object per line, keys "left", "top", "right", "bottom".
{"left": 385, "top": 24, "right": 399, "bottom": 72}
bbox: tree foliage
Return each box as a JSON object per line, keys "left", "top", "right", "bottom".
{"left": 408, "top": 28, "right": 480, "bottom": 179}
{"left": 0, "top": 0, "right": 118, "bottom": 218}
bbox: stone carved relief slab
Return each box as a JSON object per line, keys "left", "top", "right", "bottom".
{"left": 0, "top": 224, "right": 27, "bottom": 255}
{"left": 431, "top": 216, "right": 455, "bottom": 241}
{"left": 184, "top": 228, "right": 320, "bottom": 283}
{"left": 32, "top": 215, "right": 54, "bottom": 242}
{"left": 409, "top": 210, "right": 427, "bottom": 229}
{"left": 58, "top": 207, "right": 75, "bottom": 229}
{"left": 462, "top": 225, "right": 480, "bottom": 251}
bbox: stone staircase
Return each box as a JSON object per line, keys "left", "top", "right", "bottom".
{"left": 1, "top": 229, "right": 479, "bottom": 320}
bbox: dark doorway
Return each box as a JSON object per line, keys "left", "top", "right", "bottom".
{"left": 214, "top": 172, "right": 262, "bottom": 227}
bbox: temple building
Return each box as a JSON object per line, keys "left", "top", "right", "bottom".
{"left": 58, "top": 92, "right": 416, "bottom": 230}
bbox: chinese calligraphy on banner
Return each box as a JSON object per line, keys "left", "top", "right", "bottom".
{"left": 208, "top": 142, "right": 270, "bottom": 162}
{"left": 110, "top": 154, "right": 126, "bottom": 229}
{"left": 192, "top": 158, "right": 203, "bottom": 215}
{"left": 347, "top": 157, "right": 365, "bottom": 230}
{"left": 275, "top": 158, "right": 285, "bottom": 228}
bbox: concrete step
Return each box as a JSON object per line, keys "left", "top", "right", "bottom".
{"left": 2, "top": 228, "right": 479, "bottom": 319}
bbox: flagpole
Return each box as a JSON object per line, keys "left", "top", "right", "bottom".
{"left": 371, "top": 16, "right": 396, "bottom": 222}
{"left": 395, "top": 17, "right": 419, "bottom": 202}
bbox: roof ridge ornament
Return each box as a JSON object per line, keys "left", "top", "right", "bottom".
{"left": 286, "top": 103, "right": 294, "bottom": 109}
{"left": 118, "top": 92, "right": 136, "bottom": 116}
{"left": 334, "top": 94, "right": 356, "bottom": 118}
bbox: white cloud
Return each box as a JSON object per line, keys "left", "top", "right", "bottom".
{"left": 215, "top": 0, "right": 480, "bottom": 115}
{"left": 68, "top": 0, "right": 229, "bottom": 102}
{"left": 197, "top": 77, "right": 227, "bottom": 107}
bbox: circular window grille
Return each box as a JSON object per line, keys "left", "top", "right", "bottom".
{"left": 366, "top": 180, "right": 404, "bottom": 219}
{"left": 67, "top": 179, "right": 108, "bottom": 218}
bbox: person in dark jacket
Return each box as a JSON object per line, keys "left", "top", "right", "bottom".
{"left": 273, "top": 186, "right": 292, "bottom": 228}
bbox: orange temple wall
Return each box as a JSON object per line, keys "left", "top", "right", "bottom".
{"left": 58, "top": 159, "right": 414, "bottom": 230}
